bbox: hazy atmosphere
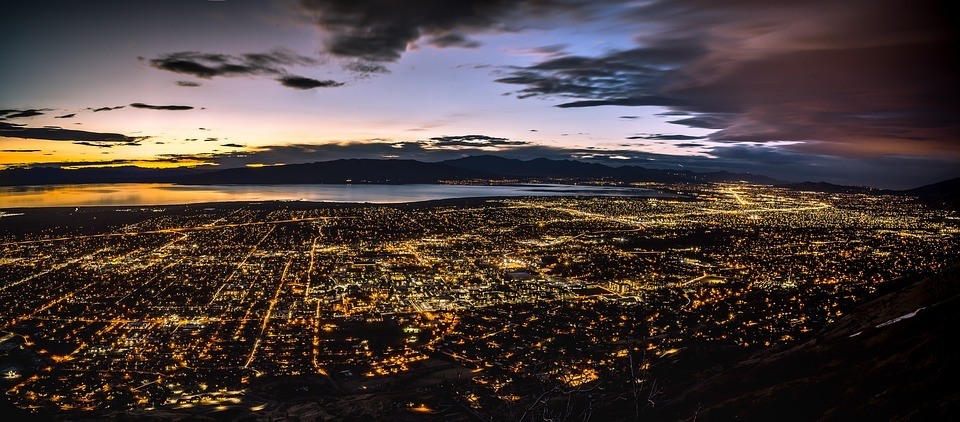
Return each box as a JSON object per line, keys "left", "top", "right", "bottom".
{"left": 3, "top": 0, "right": 958, "bottom": 188}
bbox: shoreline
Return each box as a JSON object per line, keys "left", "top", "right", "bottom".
{"left": 0, "top": 183, "right": 688, "bottom": 210}
{"left": 0, "top": 193, "right": 694, "bottom": 213}
{"left": 0, "top": 195, "right": 695, "bottom": 240}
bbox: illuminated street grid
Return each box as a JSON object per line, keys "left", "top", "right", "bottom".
{"left": 0, "top": 184, "right": 957, "bottom": 416}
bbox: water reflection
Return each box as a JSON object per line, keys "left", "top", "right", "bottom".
{"left": 0, "top": 183, "right": 669, "bottom": 208}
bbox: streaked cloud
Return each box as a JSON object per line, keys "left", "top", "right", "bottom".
{"left": 0, "top": 122, "right": 142, "bottom": 143}
{"left": 149, "top": 49, "right": 336, "bottom": 90}
{"left": 0, "top": 108, "right": 50, "bottom": 119}
{"left": 129, "top": 103, "right": 194, "bottom": 111}
{"left": 90, "top": 106, "right": 125, "bottom": 112}
{"left": 277, "top": 76, "right": 344, "bottom": 90}
{"left": 149, "top": 50, "right": 316, "bottom": 78}
{"left": 426, "top": 135, "right": 529, "bottom": 148}
{"left": 628, "top": 134, "right": 705, "bottom": 141}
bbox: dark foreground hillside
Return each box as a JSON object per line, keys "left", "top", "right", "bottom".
{"left": 651, "top": 265, "right": 960, "bottom": 421}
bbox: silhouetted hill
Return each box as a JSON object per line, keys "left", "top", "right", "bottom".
{"left": 441, "top": 155, "right": 619, "bottom": 178}
{"left": 652, "top": 265, "right": 960, "bottom": 421}
{"left": 175, "top": 159, "right": 495, "bottom": 184}
{"left": 2, "top": 158, "right": 954, "bottom": 192}
{"left": 1, "top": 156, "right": 780, "bottom": 186}
{"left": 779, "top": 181, "right": 888, "bottom": 194}
{"left": 779, "top": 178, "right": 960, "bottom": 209}
{"left": 440, "top": 155, "right": 779, "bottom": 184}
{"left": 906, "top": 177, "right": 960, "bottom": 209}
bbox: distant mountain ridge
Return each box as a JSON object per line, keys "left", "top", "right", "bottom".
{"left": 175, "top": 159, "right": 496, "bottom": 185}
{"left": 173, "top": 156, "right": 783, "bottom": 185}
{"left": 904, "top": 177, "right": 960, "bottom": 208}
{"left": 444, "top": 155, "right": 780, "bottom": 184}
{"left": 778, "top": 177, "right": 960, "bottom": 209}
{"left": 777, "top": 181, "right": 891, "bottom": 195}
{"left": 443, "top": 155, "right": 623, "bottom": 178}
{"left": 0, "top": 156, "right": 779, "bottom": 186}
{"left": 1, "top": 157, "right": 956, "bottom": 197}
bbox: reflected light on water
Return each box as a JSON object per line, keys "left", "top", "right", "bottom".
{"left": 0, "top": 183, "right": 668, "bottom": 208}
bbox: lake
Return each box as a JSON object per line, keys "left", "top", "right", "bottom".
{"left": 0, "top": 183, "right": 674, "bottom": 208}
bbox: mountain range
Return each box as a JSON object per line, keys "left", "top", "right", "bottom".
{"left": 0, "top": 155, "right": 795, "bottom": 186}
{"left": 0, "top": 156, "right": 956, "bottom": 206}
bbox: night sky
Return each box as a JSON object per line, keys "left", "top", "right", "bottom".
{"left": 2, "top": 0, "right": 958, "bottom": 188}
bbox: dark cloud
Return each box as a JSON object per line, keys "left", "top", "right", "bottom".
{"left": 0, "top": 108, "right": 49, "bottom": 119}
{"left": 627, "top": 134, "right": 705, "bottom": 141}
{"left": 1, "top": 149, "right": 40, "bottom": 153}
{"left": 129, "top": 103, "right": 194, "bottom": 111}
{"left": 90, "top": 106, "right": 125, "bottom": 112}
{"left": 556, "top": 97, "right": 682, "bottom": 108}
{"left": 149, "top": 50, "right": 317, "bottom": 80}
{"left": 496, "top": 40, "right": 704, "bottom": 101}
{"left": 298, "top": 0, "right": 583, "bottom": 73}
{"left": 426, "top": 32, "right": 482, "bottom": 49}
{"left": 55, "top": 113, "right": 75, "bottom": 119}
{"left": 492, "top": 0, "right": 960, "bottom": 159}
{"left": 203, "top": 137, "right": 219, "bottom": 142}
{"left": 675, "top": 143, "right": 705, "bottom": 148}
{"left": 277, "top": 76, "right": 344, "bottom": 89}
{"left": 667, "top": 115, "right": 733, "bottom": 130}
{"left": 73, "top": 141, "right": 137, "bottom": 148}
{"left": 220, "top": 143, "right": 245, "bottom": 148}
{"left": 342, "top": 61, "right": 389, "bottom": 77}
{"left": 176, "top": 81, "right": 202, "bottom": 87}
{"left": 0, "top": 122, "right": 140, "bottom": 142}
{"left": 528, "top": 44, "right": 568, "bottom": 56}
{"left": 619, "top": 116, "right": 639, "bottom": 120}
